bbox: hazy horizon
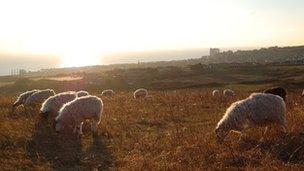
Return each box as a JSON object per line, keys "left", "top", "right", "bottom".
{"left": 0, "top": 47, "right": 212, "bottom": 76}
{"left": 1, "top": 45, "right": 299, "bottom": 76}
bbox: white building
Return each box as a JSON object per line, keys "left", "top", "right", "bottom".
{"left": 210, "top": 48, "right": 220, "bottom": 56}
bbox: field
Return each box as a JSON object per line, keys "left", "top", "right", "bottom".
{"left": 1, "top": 63, "right": 304, "bottom": 170}
{"left": 1, "top": 87, "right": 304, "bottom": 170}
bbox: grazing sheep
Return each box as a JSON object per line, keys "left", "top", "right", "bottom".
{"left": 76, "top": 90, "right": 89, "bottom": 97}
{"left": 263, "top": 87, "right": 287, "bottom": 101}
{"left": 40, "top": 91, "right": 77, "bottom": 117}
{"left": 101, "top": 89, "right": 115, "bottom": 97}
{"left": 215, "top": 93, "right": 287, "bottom": 143}
{"left": 12, "top": 89, "right": 39, "bottom": 109}
{"left": 134, "top": 88, "right": 148, "bottom": 99}
{"left": 54, "top": 95, "right": 103, "bottom": 136}
{"left": 212, "top": 89, "right": 220, "bottom": 96}
{"left": 223, "top": 89, "right": 235, "bottom": 97}
{"left": 24, "top": 89, "right": 55, "bottom": 106}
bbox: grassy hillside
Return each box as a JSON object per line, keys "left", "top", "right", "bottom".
{"left": 2, "top": 63, "right": 304, "bottom": 95}
{"left": 1, "top": 88, "right": 304, "bottom": 170}
{"left": 1, "top": 62, "right": 304, "bottom": 169}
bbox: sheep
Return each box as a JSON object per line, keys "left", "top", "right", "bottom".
{"left": 24, "top": 89, "right": 55, "bottom": 106}
{"left": 76, "top": 90, "right": 89, "bottom": 97}
{"left": 40, "top": 91, "right": 77, "bottom": 118}
{"left": 212, "top": 89, "right": 220, "bottom": 96}
{"left": 215, "top": 93, "right": 287, "bottom": 143}
{"left": 54, "top": 95, "right": 103, "bottom": 136}
{"left": 134, "top": 88, "right": 148, "bottom": 99}
{"left": 263, "top": 87, "right": 287, "bottom": 101}
{"left": 12, "top": 89, "right": 39, "bottom": 110}
{"left": 101, "top": 89, "right": 115, "bottom": 97}
{"left": 223, "top": 89, "right": 235, "bottom": 97}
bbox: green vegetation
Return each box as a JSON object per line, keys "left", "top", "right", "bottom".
{"left": 2, "top": 62, "right": 304, "bottom": 94}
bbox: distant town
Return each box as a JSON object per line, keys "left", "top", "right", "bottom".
{"left": 7, "top": 45, "right": 304, "bottom": 77}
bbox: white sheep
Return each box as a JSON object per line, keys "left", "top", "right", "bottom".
{"left": 24, "top": 89, "right": 55, "bottom": 106}
{"left": 54, "top": 95, "right": 103, "bottom": 136}
{"left": 40, "top": 91, "right": 77, "bottom": 117}
{"left": 223, "top": 89, "right": 235, "bottom": 97}
{"left": 212, "top": 89, "right": 220, "bottom": 96}
{"left": 134, "top": 88, "right": 148, "bottom": 99}
{"left": 76, "top": 90, "right": 89, "bottom": 97}
{"left": 12, "top": 89, "right": 39, "bottom": 109}
{"left": 101, "top": 89, "right": 115, "bottom": 97}
{"left": 215, "top": 93, "right": 287, "bottom": 142}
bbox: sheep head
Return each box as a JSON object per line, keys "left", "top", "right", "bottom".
{"left": 215, "top": 127, "right": 228, "bottom": 143}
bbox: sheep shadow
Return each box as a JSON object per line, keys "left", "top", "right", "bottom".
{"left": 26, "top": 116, "right": 115, "bottom": 170}
{"left": 81, "top": 133, "right": 115, "bottom": 170}
{"left": 237, "top": 133, "right": 304, "bottom": 164}
{"left": 264, "top": 133, "right": 304, "bottom": 164}
{"left": 26, "top": 116, "right": 83, "bottom": 169}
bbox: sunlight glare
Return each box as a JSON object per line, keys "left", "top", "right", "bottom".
{"left": 60, "top": 51, "right": 100, "bottom": 68}
{"left": 0, "top": 0, "right": 303, "bottom": 68}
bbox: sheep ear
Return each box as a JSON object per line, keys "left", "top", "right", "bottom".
{"left": 53, "top": 119, "right": 57, "bottom": 129}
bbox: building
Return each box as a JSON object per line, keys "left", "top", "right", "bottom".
{"left": 19, "top": 69, "right": 27, "bottom": 76}
{"left": 210, "top": 48, "right": 220, "bottom": 56}
{"left": 10, "top": 69, "right": 27, "bottom": 76}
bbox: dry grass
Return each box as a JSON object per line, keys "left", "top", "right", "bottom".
{"left": 1, "top": 89, "right": 304, "bottom": 170}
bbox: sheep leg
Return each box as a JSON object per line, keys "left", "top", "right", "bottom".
{"left": 281, "top": 124, "right": 288, "bottom": 134}
{"left": 260, "top": 127, "right": 268, "bottom": 141}
{"left": 238, "top": 134, "right": 243, "bottom": 142}
{"left": 11, "top": 106, "right": 15, "bottom": 114}
{"left": 279, "top": 116, "right": 288, "bottom": 134}
{"left": 73, "top": 126, "right": 77, "bottom": 134}
{"left": 73, "top": 123, "right": 83, "bottom": 140}
{"left": 91, "top": 121, "right": 98, "bottom": 134}
{"left": 71, "top": 125, "right": 80, "bottom": 139}
{"left": 79, "top": 122, "right": 84, "bottom": 135}
{"left": 24, "top": 106, "right": 28, "bottom": 115}
{"left": 238, "top": 132, "right": 247, "bottom": 142}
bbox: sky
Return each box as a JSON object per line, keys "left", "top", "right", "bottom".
{"left": 0, "top": 0, "right": 303, "bottom": 69}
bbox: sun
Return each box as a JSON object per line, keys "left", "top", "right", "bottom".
{"left": 60, "top": 51, "right": 100, "bottom": 68}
